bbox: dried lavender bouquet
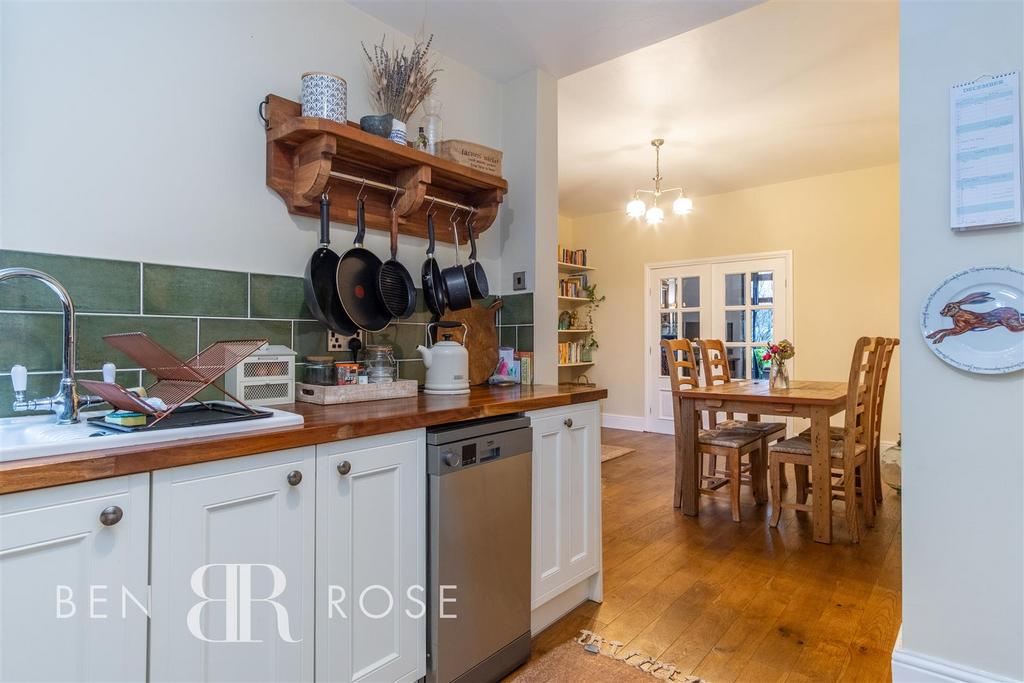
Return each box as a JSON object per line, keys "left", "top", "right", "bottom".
{"left": 362, "top": 34, "right": 441, "bottom": 123}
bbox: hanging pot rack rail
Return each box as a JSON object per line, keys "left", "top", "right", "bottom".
{"left": 328, "top": 171, "right": 478, "bottom": 215}
{"left": 262, "top": 94, "right": 506, "bottom": 243}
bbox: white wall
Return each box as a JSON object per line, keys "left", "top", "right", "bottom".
{"left": 500, "top": 68, "right": 559, "bottom": 383}
{"left": 898, "top": 1, "right": 1024, "bottom": 681}
{"left": 0, "top": 1, "right": 503, "bottom": 284}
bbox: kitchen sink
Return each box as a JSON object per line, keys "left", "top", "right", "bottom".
{"left": 0, "top": 407, "right": 304, "bottom": 463}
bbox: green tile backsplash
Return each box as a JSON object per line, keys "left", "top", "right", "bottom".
{"left": 0, "top": 250, "right": 140, "bottom": 314}
{"left": 0, "top": 249, "right": 535, "bottom": 417}
{"left": 143, "top": 264, "right": 248, "bottom": 317}
{"left": 249, "top": 273, "right": 312, "bottom": 320}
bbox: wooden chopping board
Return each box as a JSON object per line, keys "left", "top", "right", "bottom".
{"left": 442, "top": 299, "right": 502, "bottom": 386}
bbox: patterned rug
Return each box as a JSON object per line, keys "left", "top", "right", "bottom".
{"left": 508, "top": 631, "right": 706, "bottom": 682}
{"left": 601, "top": 444, "right": 637, "bottom": 463}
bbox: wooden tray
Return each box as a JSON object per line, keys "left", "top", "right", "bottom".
{"left": 295, "top": 380, "right": 418, "bottom": 405}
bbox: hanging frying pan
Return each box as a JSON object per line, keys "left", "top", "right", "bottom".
{"left": 304, "top": 193, "right": 356, "bottom": 334}
{"left": 440, "top": 211, "right": 472, "bottom": 311}
{"left": 377, "top": 208, "right": 417, "bottom": 319}
{"left": 463, "top": 217, "right": 489, "bottom": 299}
{"left": 336, "top": 197, "right": 390, "bottom": 332}
{"left": 421, "top": 212, "right": 447, "bottom": 317}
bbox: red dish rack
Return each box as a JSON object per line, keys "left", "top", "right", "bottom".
{"left": 78, "top": 332, "right": 268, "bottom": 428}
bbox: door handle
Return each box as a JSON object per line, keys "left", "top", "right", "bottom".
{"left": 99, "top": 505, "right": 123, "bottom": 526}
{"left": 287, "top": 470, "right": 303, "bottom": 486}
{"left": 337, "top": 460, "right": 352, "bottom": 476}
{"left": 564, "top": 418, "right": 573, "bottom": 428}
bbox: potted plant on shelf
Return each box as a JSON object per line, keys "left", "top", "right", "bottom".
{"left": 362, "top": 34, "right": 440, "bottom": 145}
{"left": 581, "top": 284, "right": 605, "bottom": 363}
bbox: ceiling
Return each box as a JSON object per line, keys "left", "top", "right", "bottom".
{"left": 558, "top": 0, "right": 899, "bottom": 218}
{"left": 347, "top": 0, "right": 758, "bottom": 81}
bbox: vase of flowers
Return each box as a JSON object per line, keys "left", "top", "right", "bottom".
{"left": 362, "top": 34, "right": 440, "bottom": 145}
{"left": 762, "top": 339, "right": 794, "bottom": 389}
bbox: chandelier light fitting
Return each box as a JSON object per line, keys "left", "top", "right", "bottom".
{"left": 625, "top": 138, "right": 692, "bottom": 224}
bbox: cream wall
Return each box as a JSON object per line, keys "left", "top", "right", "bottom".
{"left": 896, "top": 1, "right": 1023, "bottom": 679}
{"left": 0, "top": 1, "right": 504, "bottom": 282}
{"left": 571, "top": 163, "right": 901, "bottom": 441}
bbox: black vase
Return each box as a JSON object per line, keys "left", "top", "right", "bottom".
{"left": 360, "top": 114, "right": 392, "bottom": 138}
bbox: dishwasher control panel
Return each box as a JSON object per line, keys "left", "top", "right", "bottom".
{"left": 427, "top": 416, "right": 532, "bottom": 476}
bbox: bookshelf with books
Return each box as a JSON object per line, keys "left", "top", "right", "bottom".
{"left": 556, "top": 244, "right": 599, "bottom": 375}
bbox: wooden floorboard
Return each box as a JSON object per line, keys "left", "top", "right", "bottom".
{"left": 515, "top": 427, "right": 903, "bottom": 682}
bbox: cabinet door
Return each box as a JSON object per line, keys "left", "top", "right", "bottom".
{"left": 0, "top": 474, "right": 149, "bottom": 683}
{"left": 562, "top": 404, "right": 601, "bottom": 584}
{"left": 150, "top": 447, "right": 315, "bottom": 683}
{"left": 316, "top": 429, "right": 425, "bottom": 683}
{"left": 530, "top": 412, "right": 568, "bottom": 606}
{"left": 529, "top": 403, "right": 602, "bottom": 608}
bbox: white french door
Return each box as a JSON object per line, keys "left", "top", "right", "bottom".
{"left": 645, "top": 253, "right": 791, "bottom": 434}
{"left": 711, "top": 256, "right": 790, "bottom": 382}
{"left": 646, "top": 264, "right": 711, "bottom": 433}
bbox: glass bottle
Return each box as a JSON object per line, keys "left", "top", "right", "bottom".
{"left": 416, "top": 126, "right": 428, "bottom": 152}
{"left": 423, "top": 97, "right": 443, "bottom": 155}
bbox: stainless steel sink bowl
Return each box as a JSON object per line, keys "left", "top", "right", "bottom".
{"left": 0, "top": 407, "right": 304, "bottom": 463}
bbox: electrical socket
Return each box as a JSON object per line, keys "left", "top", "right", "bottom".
{"left": 328, "top": 330, "right": 360, "bottom": 353}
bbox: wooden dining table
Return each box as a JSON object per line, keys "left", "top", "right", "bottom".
{"left": 672, "top": 379, "right": 848, "bottom": 544}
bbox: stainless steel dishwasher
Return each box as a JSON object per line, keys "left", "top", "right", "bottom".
{"left": 426, "top": 415, "right": 532, "bottom": 683}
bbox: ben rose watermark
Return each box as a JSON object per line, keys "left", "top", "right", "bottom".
{"left": 55, "top": 563, "right": 457, "bottom": 643}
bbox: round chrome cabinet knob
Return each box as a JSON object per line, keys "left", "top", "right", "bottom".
{"left": 99, "top": 506, "right": 123, "bottom": 526}
{"left": 444, "top": 451, "right": 462, "bottom": 468}
{"left": 564, "top": 418, "right": 574, "bottom": 428}
{"left": 287, "top": 470, "right": 303, "bottom": 486}
{"left": 337, "top": 460, "right": 352, "bottom": 476}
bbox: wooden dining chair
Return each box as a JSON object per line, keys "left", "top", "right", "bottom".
{"left": 870, "top": 338, "right": 899, "bottom": 504}
{"left": 662, "top": 338, "right": 764, "bottom": 522}
{"left": 798, "top": 336, "right": 899, "bottom": 506}
{"left": 697, "top": 338, "right": 788, "bottom": 489}
{"left": 769, "top": 336, "right": 883, "bottom": 542}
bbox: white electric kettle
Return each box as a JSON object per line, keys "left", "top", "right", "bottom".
{"left": 417, "top": 321, "right": 470, "bottom": 395}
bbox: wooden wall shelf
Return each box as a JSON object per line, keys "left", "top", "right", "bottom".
{"left": 263, "top": 95, "right": 508, "bottom": 243}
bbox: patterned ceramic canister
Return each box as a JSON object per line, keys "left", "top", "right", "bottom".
{"left": 389, "top": 119, "right": 407, "bottom": 145}
{"left": 301, "top": 72, "right": 347, "bottom": 123}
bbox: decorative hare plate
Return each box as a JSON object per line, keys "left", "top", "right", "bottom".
{"left": 921, "top": 265, "right": 1024, "bottom": 373}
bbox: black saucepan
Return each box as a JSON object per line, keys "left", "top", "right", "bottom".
{"left": 463, "top": 218, "right": 489, "bottom": 299}
{"left": 304, "top": 193, "right": 356, "bottom": 334}
{"left": 377, "top": 209, "right": 417, "bottom": 319}
{"left": 421, "top": 213, "right": 447, "bottom": 317}
{"left": 440, "top": 215, "right": 472, "bottom": 311}
{"left": 336, "top": 198, "right": 390, "bottom": 332}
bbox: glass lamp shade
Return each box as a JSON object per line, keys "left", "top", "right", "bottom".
{"left": 626, "top": 198, "right": 646, "bottom": 218}
{"left": 645, "top": 206, "right": 665, "bottom": 225}
{"left": 673, "top": 196, "right": 693, "bottom": 215}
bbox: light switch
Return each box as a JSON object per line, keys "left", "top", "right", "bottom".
{"left": 513, "top": 271, "right": 526, "bottom": 291}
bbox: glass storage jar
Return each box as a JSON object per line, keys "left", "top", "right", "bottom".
{"left": 365, "top": 345, "right": 397, "bottom": 383}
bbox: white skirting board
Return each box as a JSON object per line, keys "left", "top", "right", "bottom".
{"left": 601, "top": 413, "right": 645, "bottom": 431}
{"left": 530, "top": 571, "right": 602, "bottom": 635}
{"left": 892, "top": 631, "right": 1020, "bottom": 682}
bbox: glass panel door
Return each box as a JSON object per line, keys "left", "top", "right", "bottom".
{"left": 647, "top": 264, "right": 710, "bottom": 434}
{"left": 711, "top": 258, "right": 789, "bottom": 381}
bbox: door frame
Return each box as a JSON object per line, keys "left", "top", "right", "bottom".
{"left": 642, "top": 250, "right": 794, "bottom": 434}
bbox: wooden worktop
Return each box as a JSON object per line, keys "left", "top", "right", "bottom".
{"left": 0, "top": 384, "right": 606, "bottom": 495}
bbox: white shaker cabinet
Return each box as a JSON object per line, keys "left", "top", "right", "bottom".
{"left": 315, "top": 429, "right": 426, "bottom": 683}
{"left": 0, "top": 474, "right": 150, "bottom": 683}
{"left": 149, "top": 447, "right": 316, "bottom": 683}
{"left": 528, "top": 402, "right": 602, "bottom": 616}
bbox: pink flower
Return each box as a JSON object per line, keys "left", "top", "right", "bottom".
{"left": 770, "top": 344, "right": 780, "bottom": 353}
{"left": 762, "top": 352, "right": 772, "bottom": 361}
